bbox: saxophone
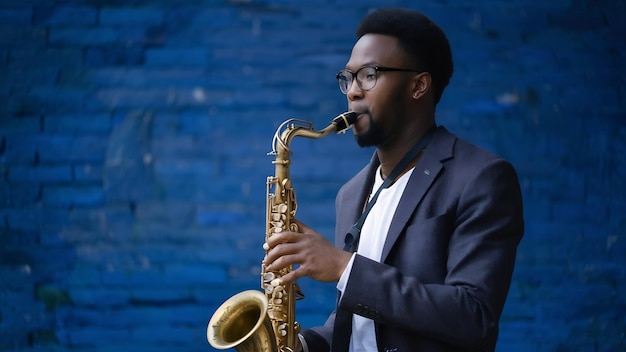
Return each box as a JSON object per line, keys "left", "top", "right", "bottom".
{"left": 207, "top": 112, "right": 358, "bottom": 352}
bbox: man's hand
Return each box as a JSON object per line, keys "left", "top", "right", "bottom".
{"left": 263, "top": 220, "right": 352, "bottom": 283}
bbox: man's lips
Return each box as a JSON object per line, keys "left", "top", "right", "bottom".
{"left": 349, "top": 110, "right": 367, "bottom": 121}
{"left": 349, "top": 112, "right": 367, "bottom": 132}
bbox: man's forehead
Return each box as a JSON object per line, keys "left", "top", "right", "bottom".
{"left": 346, "top": 34, "right": 404, "bottom": 68}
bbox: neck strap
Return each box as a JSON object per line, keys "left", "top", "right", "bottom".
{"left": 343, "top": 126, "right": 436, "bottom": 252}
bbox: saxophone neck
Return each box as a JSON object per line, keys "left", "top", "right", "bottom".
{"left": 269, "top": 112, "right": 358, "bottom": 156}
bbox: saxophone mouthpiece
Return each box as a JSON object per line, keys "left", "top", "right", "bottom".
{"left": 332, "top": 112, "right": 359, "bottom": 133}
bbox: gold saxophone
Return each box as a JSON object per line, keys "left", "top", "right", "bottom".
{"left": 207, "top": 112, "right": 358, "bottom": 352}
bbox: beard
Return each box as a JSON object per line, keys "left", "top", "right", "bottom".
{"left": 354, "top": 113, "right": 385, "bottom": 147}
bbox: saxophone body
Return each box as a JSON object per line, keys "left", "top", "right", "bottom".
{"left": 207, "top": 112, "right": 358, "bottom": 352}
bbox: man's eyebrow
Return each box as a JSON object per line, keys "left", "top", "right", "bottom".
{"left": 345, "top": 62, "right": 379, "bottom": 70}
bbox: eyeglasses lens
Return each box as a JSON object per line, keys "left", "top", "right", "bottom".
{"left": 337, "top": 70, "right": 352, "bottom": 94}
{"left": 357, "top": 67, "right": 377, "bottom": 91}
{"left": 337, "top": 67, "right": 379, "bottom": 94}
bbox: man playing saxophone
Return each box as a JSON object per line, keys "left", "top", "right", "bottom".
{"left": 264, "top": 8, "right": 524, "bottom": 352}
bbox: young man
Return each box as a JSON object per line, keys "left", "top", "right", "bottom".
{"left": 264, "top": 8, "right": 524, "bottom": 352}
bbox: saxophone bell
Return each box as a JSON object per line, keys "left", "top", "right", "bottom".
{"left": 207, "top": 290, "right": 277, "bottom": 352}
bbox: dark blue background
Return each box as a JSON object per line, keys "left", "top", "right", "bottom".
{"left": 1, "top": 0, "right": 624, "bottom": 351}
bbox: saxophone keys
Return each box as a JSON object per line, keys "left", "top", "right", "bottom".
{"left": 277, "top": 323, "right": 288, "bottom": 336}
{"left": 277, "top": 203, "right": 288, "bottom": 214}
{"left": 263, "top": 272, "right": 275, "bottom": 282}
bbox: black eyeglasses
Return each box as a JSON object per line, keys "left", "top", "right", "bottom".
{"left": 336, "top": 66, "right": 422, "bottom": 94}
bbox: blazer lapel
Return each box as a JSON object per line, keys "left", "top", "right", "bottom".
{"left": 335, "top": 153, "right": 379, "bottom": 244}
{"left": 381, "top": 127, "right": 455, "bottom": 262}
{"left": 330, "top": 307, "right": 353, "bottom": 352}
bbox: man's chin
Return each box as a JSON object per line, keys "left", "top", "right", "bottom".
{"left": 354, "top": 133, "right": 377, "bottom": 148}
{"left": 352, "top": 113, "right": 381, "bottom": 147}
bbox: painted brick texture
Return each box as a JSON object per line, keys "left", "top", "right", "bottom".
{"left": 0, "top": 1, "right": 624, "bottom": 351}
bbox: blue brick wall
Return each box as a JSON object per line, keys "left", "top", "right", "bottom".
{"left": 1, "top": 1, "right": 624, "bottom": 351}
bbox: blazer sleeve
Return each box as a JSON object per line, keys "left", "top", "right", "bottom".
{"left": 338, "top": 157, "right": 524, "bottom": 350}
{"left": 301, "top": 309, "right": 335, "bottom": 351}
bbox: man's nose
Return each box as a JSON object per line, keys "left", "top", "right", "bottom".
{"left": 346, "top": 78, "right": 363, "bottom": 100}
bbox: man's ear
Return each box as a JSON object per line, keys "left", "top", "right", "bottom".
{"left": 411, "top": 72, "right": 432, "bottom": 100}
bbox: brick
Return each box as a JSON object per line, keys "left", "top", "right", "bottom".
{"left": 5, "top": 207, "right": 69, "bottom": 232}
{"left": 178, "top": 111, "right": 216, "bottom": 135}
{"left": 44, "top": 114, "right": 111, "bottom": 134}
{"left": 33, "top": 6, "right": 97, "bottom": 26}
{"left": 66, "top": 206, "right": 134, "bottom": 234}
{"left": 154, "top": 176, "right": 248, "bottom": 202}
{"left": 91, "top": 88, "right": 176, "bottom": 110}
{"left": 73, "top": 163, "right": 103, "bottom": 182}
{"left": 99, "top": 7, "right": 163, "bottom": 26}
{"left": 9, "top": 47, "right": 82, "bottom": 70}
{"left": 58, "top": 326, "right": 132, "bottom": 347}
{"left": 0, "top": 24, "right": 46, "bottom": 47}
{"left": 84, "top": 46, "right": 144, "bottom": 67}
{"left": 163, "top": 264, "right": 228, "bottom": 285}
{"left": 167, "top": 87, "right": 229, "bottom": 108}
{"left": 0, "top": 331, "right": 28, "bottom": 350}
{"left": 195, "top": 207, "right": 247, "bottom": 226}
{"left": 8, "top": 165, "right": 72, "bottom": 183}
{"left": 153, "top": 157, "right": 215, "bottom": 177}
{"left": 36, "top": 135, "right": 107, "bottom": 163}
{"left": 64, "top": 265, "right": 102, "bottom": 287}
{"left": 130, "top": 287, "right": 193, "bottom": 303}
{"left": 87, "top": 68, "right": 208, "bottom": 88}
{"left": 149, "top": 134, "right": 194, "bottom": 157}
{"left": 135, "top": 201, "right": 194, "bottom": 226}
{"left": 551, "top": 200, "right": 606, "bottom": 224}
{"left": 0, "top": 227, "right": 37, "bottom": 245}
{"left": 145, "top": 48, "right": 210, "bottom": 67}
{"left": 0, "top": 265, "right": 35, "bottom": 290}
{"left": 2, "top": 67, "right": 60, "bottom": 91}
{"left": 41, "top": 185, "right": 104, "bottom": 207}
{"left": 26, "top": 87, "right": 88, "bottom": 114}
{"left": 102, "top": 268, "right": 162, "bottom": 288}
{"left": 0, "top": 182, "right": 39, "bottom": 207}
{"left": 49, "top": 27, "right": 120, "bottom": 46}
{"left": 0, "top": 8, "right": 32, "bottom": 24}
{"left": 70, "top": 287, "right": 130, "bottom": 307}
{"left": 0, "top": 116, "right": 40, "bottom": 135}
{"left": 131, "top": 325, "right": 193, "bottom": 344}
{"left": 34, "top": 284, "right": 72, "bottom": 311}
{"left": 130, "top": 225, "right": 202, "bottom": 245}
{"left": 104, "top": 169, "right": 156, "bottom": 203}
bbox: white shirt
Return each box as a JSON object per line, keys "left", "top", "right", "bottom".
{"left": 338, "top": 165, "right": 415, "bottom": 352}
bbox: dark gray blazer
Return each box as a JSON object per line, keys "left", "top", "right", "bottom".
{"left": 301, "top": 126, "right": 524, "bottom": 352}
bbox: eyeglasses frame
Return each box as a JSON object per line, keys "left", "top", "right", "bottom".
{"left": 336, "top": 65, "right": 422, "bottom": 94}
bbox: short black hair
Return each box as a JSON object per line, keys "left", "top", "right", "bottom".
{"left": 356, "top": 8, "right": 453, "bottom": 105}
